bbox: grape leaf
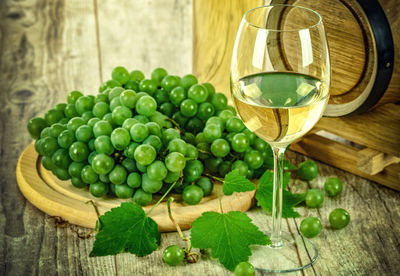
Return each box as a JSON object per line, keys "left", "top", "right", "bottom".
{"left": 90, "top": 202, "right": 160, "bottom": 257}
{"left": 255, "top": 171, "right": 305, "bottom": 218}
{"left": 191, "top": 211, "right": 270, "bottom": 271}
{"left": 222, "top": 169, "right": 256, "bottom": 195}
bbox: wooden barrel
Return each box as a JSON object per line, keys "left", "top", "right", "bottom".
{"left": 193, "top": 0, "right": 400, "bottom": 117}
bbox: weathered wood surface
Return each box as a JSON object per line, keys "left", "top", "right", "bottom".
{"left": 1, "top": 0, "right": 400, "bottom": 275}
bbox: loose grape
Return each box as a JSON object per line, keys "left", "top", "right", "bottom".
{"left": 147, "top": 160, "right": 168, "bottom": 181}
{"left": 300, "top": 217, "right": 322, "bottom": 238}
{"left": 130, "top": 123, "right": 149, "bottom": 142}
{"left": 180, "top": 74, "right": 198, "bottom": 90}
{"left": 329, "top": 208, "right": 350, "bottom": 229}
{"left": 133, "top": 189, "right": 152, "bottom": 206}
{"left": 110, "top": 127, "right": 131, "bottom": 150}
{"left": 27, "top": 117, "right": 48, "bottom": 139}
{"left": 142, "top": 173, "right": 163, "bottom": 193}
{"left": 180, "top": 99, "right": 197, "bottom": 117}
{"left": 324, "top": 177, "right": 343, "bottom": 197}
{"left": 111, "top": 66, "right": 130, "bottom": 85}
{"left": 196, "top": 177, "right": 213, "bottom": 196}
{"left": 109, "top": 165, "right": 127, "bottom": 185}
{"left": 188, "top": 84, "right": 208, "bottom": 103}
{"left": 305, "top": 189, "right": 325, "bottom": 208}
{"left": 298, "top": 160, "right": 319, "bottom": 181}
{"left": 134, "top": 144, "right": 156, "bottom": 166}
{"left": 89, "top": 182, "right": 109, "bottom": 197}
{"left": 115, "top": 184, "right": 134, "bottom": 198}
{"left": 81, "top": 165, "right": 99, "bottom": 184}
{"left": 127, "top": 172, "right": 141, "bottom": 188}
{"left": 67, "top": 90, "right": 83, "bottom": 104}
{"left": 165, "top": 152, "right": 186, "bottom": 173}
{"left": 91, "top": 153, "right": 115, "bottom": 175}
{"left": 162, "top": 245, "right": 185, "bottom": 266}
{"left": 182, "top": 185, "right": 204, "bottom": 205}
{"left": 234, "top": 262, "right": 255, "bottom": 276}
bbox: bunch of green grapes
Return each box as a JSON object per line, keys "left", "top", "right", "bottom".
{"left": 27, "top": 66, "right": 273, "bottom": 206}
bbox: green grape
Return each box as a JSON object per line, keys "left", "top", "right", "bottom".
{"left": 109, "top": 164, "right": 127, "bottom": 185}
{"left": 164, "top": 171, "right": 180, "bottom": 184}
{"left": 75, "top": 125, "right": 93, "bottom": 142}
{"left": 49, "top": 123, "right": 66, "bottom": 138}
{"left": 231, "top": 133, "right": 250, "bottom": 153}
{"left": 53, "top": 167, "right": 71, "bottom": 180}
{"left": 88, "top": 138, "right": 95, "bottom": 151}
{"left": 127, "top": 172, "right": 141, "bottom": 188}
{"left": 196, "top": 177, "right": 213, "bottom": 196}
{"left": 88, "top": 117, "right": 100, "bottom": 128}
{"left": 111, "top": 66, "right": 130, "bottom": 85}
{"left": 329, "top": 208, "right": 350, "bottom": 229}
{"left": 182, "top": 185, "right": 204, "bottom": 205}
{"left": 125, "top": 80, "right": 139, "bottom": 91}
{"left": 89, "top": 182, "right": 109, "bottom": 197}
{"left": 298, "top": 160, "right": 319, "bottom": 181}
{"left": 211, "top": 93, "right": 228, "bottom": 110}
{"left": 143, "top": 135, "right": 162, "bottom": 151}
{"left": 124, "top": 142, "right": 140, "bottom": 159}
{"left": 136, "top": 95, "right": 157, "bottom": 117}
{"left": 58, "top": 118, "right": 69, "bottom": 124}
{"left": 52, "top": 148, "right": 72, "bottom": 169}
{"left": 81, "top": 111, "right": 93, "bottom": 122}
{"left": 151, "top": 67, "right": 168, "bottom": 84}
{"left": 99, "top": 79, "right": 121, "bottom": 92}
{"left": 93, "top": 102, "right": 110, "bottom": 119}
{"left": 300, "top": 217, "right": 322, "bottom": 238}
{"left": 225, "top": 105, "right": 237, "bottom": 116}
{"left": 234, "top": 262, "right": 255, "bottom": 276}
{"left": 244, "top": 150, "right": 263, "bottom": 169}
{"left": 173, "top": 181, "right": 190, "bottom": 194}
{"left": 95, "top": 93, "right": 108, "bottom": 104}
{"left": 232, "top": 160, "right": 249, "bottom": 176}
{"left": 94, "top": 135, "right": 114, "bottom": 155}
{"left": 161, "top": 75, "right": 179, "bottom": 92}
{"left": 180, "top": 74, "right": 198, "bottom": 90}
{"left": 182, "top": 132, "right": 195, "bottom": 145}
{"left": 160, "top": 102, "right": 175, "bottom": 117}
{"left": 67, "top": 90, "right": 83, "bottom": 104}
{"left": 169, "top": 86, "right": 186, "bottom": 106}
{"left": 115, "top": 184, "right": 134, "bottom": 198}
{"left": 203, "top": 124, "right": 222, "bottom": 143}
{"left": 69, "top": 141, "right": 89, "bottom": 162}
{"left": 58, "top": 130, "right": 75, "bottom": 148}
{"left": 81, "top": 165, "right": 99, "bottom": 184}
{"left": 42, "top": 155, "right": 56, "bottom": 171}
{"left": 91, "top": 153, "right": 115, "bottom": 175}
{"left": 112, "top": 105, "right": 132, "bottom": 125}
{"left": 109, "top": 96, "right": 122, "bottom": 111}
{"left": 102, "top": 113, "right": 116, "bottom": 127}
{"left": 64, "top": 104, "right": 79, "bottom": 118}
{"left": 139, "top": 79, "right": 157, "bottom": 95}
{"left": 204, "top": 157, "right": 223, "bottom": 174}
{"left": 136, "top": 162, "right": 147, "bottom": 173}
{"left": 122, "top": 118, "right": 138, "bottom": 131}
{"left": 324, "top": 177, "right": 343, "bottom": 197}
{"left": 147, "top": 160, "right": 168, "bottom": 181}
{"left": 202, "top": 82, "right": 215, "bottom": 100}
{"left": 305, "top": 189, "right": 325, "bottom": 208}
{"left": 197, "top": 102, "right": 215, "bottom": 120}
{"left": 188, "top": 84, "right": 208, "bottom": 103}
{"left": 185, "top": 144, "right": 198, "bottom": 159}
{"left": 130, "top": 123, "right": 149, "bottom": 142}
{"left": 44, "top": 109, "right": 64, "bottom": 125}
{"left": 246, "top": 169, "right": 254, "bottom": 179}
{"left": 133, "top": 189, "right": 152, "bottom": 206}
{"left": 110, "top": 127, "right": 131, "bottom": 150}
{"left": 134, "top": 144, "right": 156, "bottom": 166}
{"left": 168, "top": 138, "right": 187, "bottom": 155}
{"left": 109, "top": 87, "right": 125, "bottom": 101}
{"left": 206, "top": 116, "right": 224, "bottom": 131}
{"left": 40, "top": 127, "right": 52, "bottom": 139}
{"left": 75, "top": 96, "right": 94, "bottom": 115}
{"left": 218, "top": 161, "right": 232, "bottom": 176}
{"left": 130, "top": 70, "right": 145, "bottom": 82}
{"left": 88, "top": 151, "right": 97, "bottom": 164}
{"left": 253, "top": 138, "right": 269, "bottom": 152}
{"left": 153, "top": 89, "right": 169, "bottom": 105}
{"left": 165, "top": 152, "right": 186, "bottom": 172}
{"left": 99, "top": 174, "right": 109, "bottom": 183}
{"left": 180, "top": 99, "right": 197, "bottom": 117}
{"left": 145, "top": 122, "right": 162, "bottom": 137}
{"left": 142, "top": 173, "right": 163, "bottom": 193}
{"left": 226, "top": 117, "right": 245, "bottom": 132}
{"left": 121, "top": 158, "right": 136, "bottom": 172}
{"left": 68, "top": 162, "right": 86, "bottom": 178}
{"left": 93, "top": 120, "right": 112, "bottom": 137}
{"left": 195, "top": 132, "right": 206, "bottom": 144}
{"left": 218, "top": 109, "right": 234, "bottom": 124}
{"left": 119, "top": 89, "right": 137, "bottom": 108}
{"left": 162, "top": 128, "right": 180, "bottom": 144}
{"left": 71, "top": 177, "right": 87, "bottom": 188}
{"left": 196, "top": 142, "right": 211, "bottom": 160}
{"left": 185, "top": 118, "right": 203, "bottom": 133}
{"left": 41, "top": 136, "right": 59, "bottom": 156}
{"left": 27, "top": 117, "right": 48, "bottom": 139}
{"left": 67, "top": 117, "right": 85, "bottom": 132}
{"left": 242, "top": 129, "right": 256, "bottom": 145}
{"left": 183, "top": 160, "right": 203, "bottom": 182}
{"left": 150, "top": 111, "right": 171, "bottom": 128}
{"left": 171, "top": 111, "right": 189, "bottom": 127}
{"left": 211, "top": 138, "right": 230, "bottom": 158}
{"left": 162, "top": 245, "right": 185, "bottom": 266}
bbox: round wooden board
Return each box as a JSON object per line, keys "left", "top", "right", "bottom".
{"left": 16, "top": 143, "right": 255, "bottom": 232}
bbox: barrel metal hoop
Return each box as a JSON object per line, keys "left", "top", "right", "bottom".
{"left": 348, "top": 0, "right": 394, "bottom": 115}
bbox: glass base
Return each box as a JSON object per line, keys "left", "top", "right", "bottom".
{"left": 249, "top": 233, "right": 318, "bottom": 273}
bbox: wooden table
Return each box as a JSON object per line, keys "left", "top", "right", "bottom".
{"left": 1, "top": 0, "right": 399, "bottom": 275}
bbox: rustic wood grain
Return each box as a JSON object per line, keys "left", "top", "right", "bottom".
{"left": 1, "top": 0, "right": 400, "bottom": 276}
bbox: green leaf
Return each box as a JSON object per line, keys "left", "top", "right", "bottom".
{"left": 255, "top": 171, "right": 305, "bottom": 218}
{"left": 222, "top": 169, "right": 256, "bottom": 195}
{"left": 90, "top": 202, "right": 160, "bottom": 257}
{"left": 191, "top": 211, "right": 270, "bottom": 271}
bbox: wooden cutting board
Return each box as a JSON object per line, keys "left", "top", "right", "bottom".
{"left": 16, "top": 143, "right": 255, "bottom": 232}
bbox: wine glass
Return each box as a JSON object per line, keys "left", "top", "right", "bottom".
{"left": 231, "top": 4, "right": 330, "bottom": 273}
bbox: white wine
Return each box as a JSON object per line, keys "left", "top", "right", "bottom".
{"left": 232, "top": 72, "right": 329, "bottom": 148}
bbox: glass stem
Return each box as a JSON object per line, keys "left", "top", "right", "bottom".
{"left": 270, "top": 146, "right": 286, "bottom": 248}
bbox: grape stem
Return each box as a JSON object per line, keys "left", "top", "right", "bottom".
{"left": 203, "top": 172, "right": 224, "bottom": 183}
{"left": 216, "top": 186, "right": 224, "bottom": 214}
{"left": 167, "top": 197, "right": 199, "bottom": 263}
{"left": 86, "top": 200, "right": 102, "bottom": 232}
{"left": 146, "top": 181, "right": 178, "bottom": 216}
{"left": 165, "top": 117, "right": 184, "bottom": 134}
